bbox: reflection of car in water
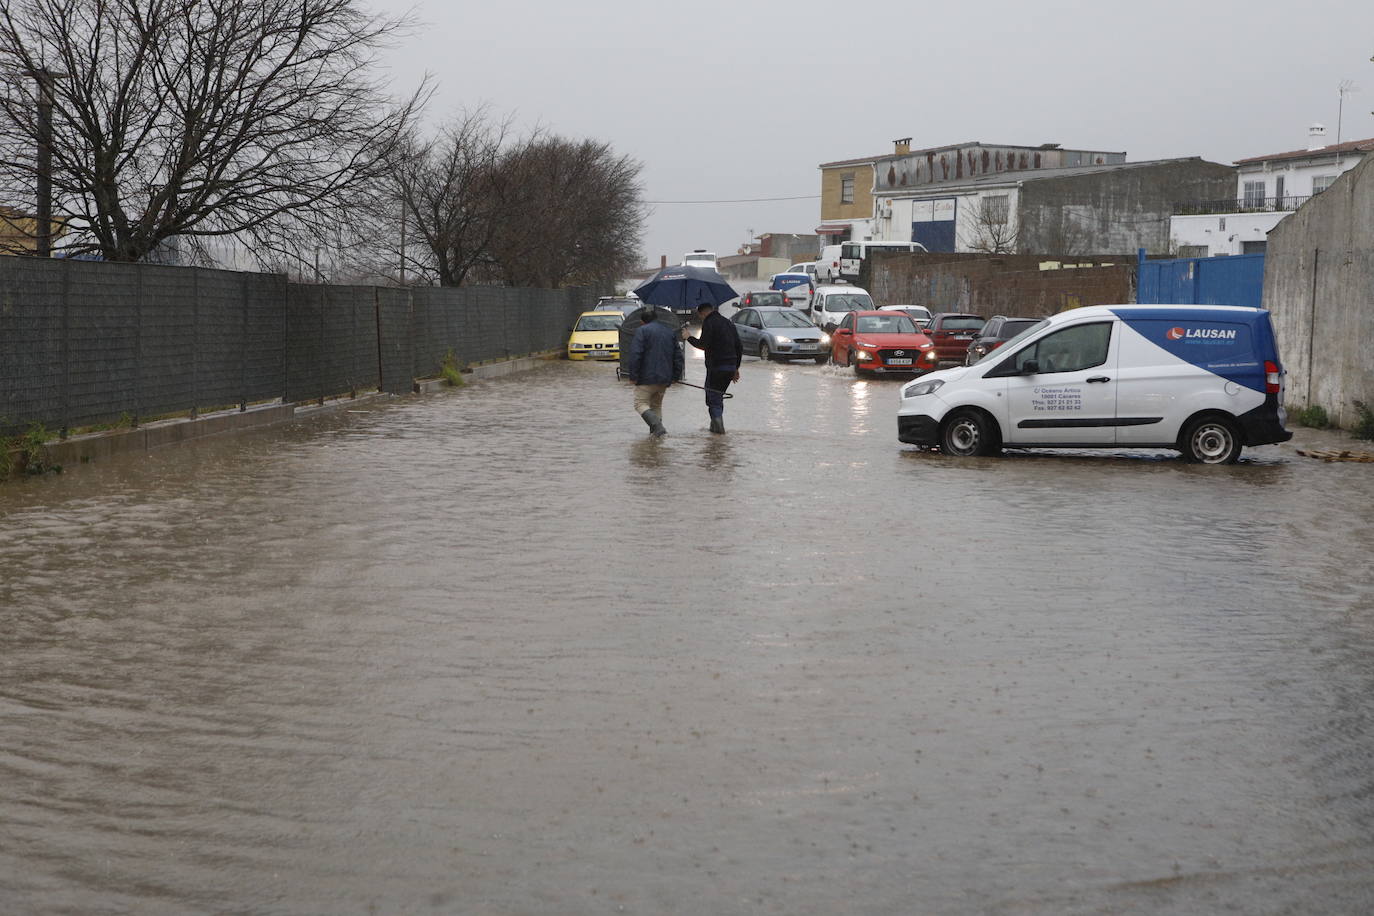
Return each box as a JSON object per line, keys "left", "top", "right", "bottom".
{"left": 829, "top": 310, "right": 934, "bottom": 376}
{"left": 897, "top": 304, "right": 1293, "bottom": 464}
{"left": 566, "top": 311, "right": 624, "bottom": 360}
{"left": 731, "top": 305, "right": 829, "bottom": 363}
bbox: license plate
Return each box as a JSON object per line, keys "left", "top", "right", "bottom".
{"left": 797, "top": 345, "right": 815, "bottom": 351}
{"left": 888, "top": 357, "right": 913, "bottom": 365}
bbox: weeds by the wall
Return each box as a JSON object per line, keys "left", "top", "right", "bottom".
{"left": 1352, "top": 400, "right": 1374, "bottom": 441}
{"left": 440, "top": 349, "right": 466, "bottom": 387}
{"left": 1297, "top": 405, "right": 1330, "bottom": 429}
{"left": 1, "top": 423, "right": 60, "bottom": 478}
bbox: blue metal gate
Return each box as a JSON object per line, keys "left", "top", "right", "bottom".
{"left": 1136, "top": 249, "right": 1265, "bottom": 308}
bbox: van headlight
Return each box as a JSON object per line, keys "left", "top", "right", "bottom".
{"left": 903, "top": 379, "right": 944, "bottom": 399}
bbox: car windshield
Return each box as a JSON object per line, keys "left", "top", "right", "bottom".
{"left": 940, "top": 316, "right": 985, "bottom": 330}
{"left": 760, "top": 310, "right": 816, "bottom": 328}
{"left": 856, "top": 314, "right": 918, "bottom": 334}
{"left": 827, "top": 294, "right": 873, "bottom": 311}
{"left": 894, "top": 306, "right": 931, "bottom": 319}
{"left": 999, "top": 319, "right": 1039, "bottom": 338}
{"left": 971, "top": 319, "right": 1048, "bottom": 364}
{"left": 574, "top": 315, "right": 621, "bottom": 331}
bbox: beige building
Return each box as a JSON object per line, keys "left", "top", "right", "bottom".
{"left": 817, "top": 142, "right": 905, "bottom": 246}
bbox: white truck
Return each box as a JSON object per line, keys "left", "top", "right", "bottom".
{"left": 682, "top": 249, "right": 718, "bottom": 271}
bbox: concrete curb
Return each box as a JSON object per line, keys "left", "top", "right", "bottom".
{"left": 11, "top": 350, "right": 567, "bottom": 476}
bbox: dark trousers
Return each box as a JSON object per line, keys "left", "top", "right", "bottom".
{"left": 704, "top": 369, "right": 734, "bottom": 418}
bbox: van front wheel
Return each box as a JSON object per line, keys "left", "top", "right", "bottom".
{"left": 1182, "top": 415, "right": 1242, "bottom": 464}
{"left": 941, "top": 410, "right": 996, "bottom": 457}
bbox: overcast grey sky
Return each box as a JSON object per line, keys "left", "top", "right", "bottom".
{"left": 366, "top": 0, "right": 1374, "bottom": 269}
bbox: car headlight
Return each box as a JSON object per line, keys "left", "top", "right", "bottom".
{"left": 774, "top": 336, "right": 792, "bottom": 345}
{"left": 903, "top": 379, "right": 945, "bottom": 398}
{"left": 856, "top": 350, "right": 873, "bottom": 361}
{"left": 818, "top": 333, "right": 830, "bottom": 346}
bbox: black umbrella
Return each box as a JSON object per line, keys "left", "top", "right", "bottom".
{"left": 632, "top": 264, "right": 738, "bottom": 311}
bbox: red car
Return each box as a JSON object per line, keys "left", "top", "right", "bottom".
{"left": 924, "top": 312, "right": 986, "bottom": 367}
{"left": 829, "top": 310, "right": 935, "bottom": 377}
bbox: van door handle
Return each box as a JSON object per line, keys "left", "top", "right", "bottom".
{"left": 1086, "top": 376, "right": 1111, "bottom": 383}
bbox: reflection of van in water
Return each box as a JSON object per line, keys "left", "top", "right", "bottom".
{"left": 839, "top": 241, "right": 927, "bottom": 283}
{"left": 896, "top": 304, "right": 1291, "bottom": 464}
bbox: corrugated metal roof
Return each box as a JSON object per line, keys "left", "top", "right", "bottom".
{"left": 1235, "top": 138, "right": 1374, "bottom": 165}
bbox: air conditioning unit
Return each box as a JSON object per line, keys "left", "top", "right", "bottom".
{"left": 879, "top": 204, "right": 893, "bottom": 218}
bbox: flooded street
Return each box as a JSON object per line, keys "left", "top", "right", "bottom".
{"left": 3, "top": 350, "right": 1374, "bottom": 914}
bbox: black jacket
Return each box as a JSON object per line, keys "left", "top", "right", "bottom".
{"left": 688, "top": 311, "right": 743, "bottom": 372}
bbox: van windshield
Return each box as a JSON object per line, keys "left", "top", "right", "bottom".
{"left": 825, "top": 294, "right": 873, "bottom": 311}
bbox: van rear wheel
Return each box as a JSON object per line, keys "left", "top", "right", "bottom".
{"left": 1182, "top": 415, "right": 1242, "bottom": 464}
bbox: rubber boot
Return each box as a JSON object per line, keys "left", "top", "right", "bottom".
{"left": 709, "top": 412, "right": 725, "bottom": 434}
{"left": 642, "top": 409, "right": 667, "bottom": 437}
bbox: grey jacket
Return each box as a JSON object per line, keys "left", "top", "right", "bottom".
{"left": 626, "top": 320, "right": 684, "bottom": 385}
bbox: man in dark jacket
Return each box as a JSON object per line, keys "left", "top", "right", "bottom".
{"left": 686, "top": 302, "right": 743, "bottom": 434}
{"left": 625, "top": 308, "right": 684, "bottom": 437}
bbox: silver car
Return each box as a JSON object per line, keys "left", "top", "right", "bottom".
{"left": 731, "top": 306, "right": 830, "bottom": 363}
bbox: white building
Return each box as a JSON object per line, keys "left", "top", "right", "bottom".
{"left": 1170, "top": 125, "right": 1373, "bottom": 257}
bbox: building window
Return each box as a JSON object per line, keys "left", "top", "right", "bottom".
{"left": 840, "top": 174, "right": 855, "bottom": 204}
{"left": 983, "top": 195, "right": 1010, "bottom": 223}
{"left": 1177, "top": 245, "right": 1208, "bottom": 258}
{"left": 1241, "top": 240, "right": 1267, "bottom": 254}
{"left": 1312, "top": 175, "right": 1337, "bottom": 194}
{"left": 1242, "top": 180, "right": 1265, "bottom": 208}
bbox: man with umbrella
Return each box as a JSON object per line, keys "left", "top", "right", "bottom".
{"left": 685, "top": 302, "right": 742, "bottom": 434}
{"left": 624, "top": 307, "right": 683, "bottom": 437}
{"left": 630, "top": 264, "right": 739, "bottom": 436}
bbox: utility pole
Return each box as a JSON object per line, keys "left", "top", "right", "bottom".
{"left": 33, "top": 67, "right": 64, "bottom": 257}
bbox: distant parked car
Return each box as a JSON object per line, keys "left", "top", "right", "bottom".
{"left": 828, "top": 310, "right": 934, "bottom": 377}
{"left": 732, "top": 305, "right": 830, "bottom": 363}
{"left": 879, "top": 304, "right": 932, "bottom": 328}
{"left": 739, "top": 290, "right": 789, "bottom": 309}
{"left": 810, "top": 285, "right": 875, "bottom": 332}
{"left": 769, "top": 271, "right": 815, "bottom": 310}
{"left": 566, "top": 310, "right": 625, "bottom": 360}
{"left": 594, "top": 297, "right": 642, "bottom": 320}
{"left": 924, "top": 312, "right": 987, "bottom": 367}
{"left": 964, "top": 316, "right": 1041, "bottom": 365}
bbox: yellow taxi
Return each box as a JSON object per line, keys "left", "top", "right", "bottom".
{"left": 566, "top": 310, "right": 624, "bottom": 360}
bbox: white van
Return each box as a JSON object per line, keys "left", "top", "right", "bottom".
{"left": 839, "top": 241, "right": 926, "bottom": 283}
{"left": 682, "top": 250, "right": 718, "bottom": 270}
{"left": 896, "top": 304, "right": 1292, "bottom": 464}
{"left": 816, "top": 245, "right": 844, "bottom": 283}
{"left": 811, "top": 285, "right": 875, "bottom": 332}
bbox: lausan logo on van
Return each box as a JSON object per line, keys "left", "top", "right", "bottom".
{"left": 1167, "top": 326, "right": 1237, "bottom": 341}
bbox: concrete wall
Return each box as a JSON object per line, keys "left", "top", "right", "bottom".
{"left": 862, "top": 252, "right": 1134, "bottom": 318}
{"left": 1262, "top": 155, "right": 1374, "bottom": 428}
{"left": 1019, "top": 160, "right": 1235, "bottom": 255}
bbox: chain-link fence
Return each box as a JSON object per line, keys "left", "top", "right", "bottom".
{"left": 0, "top": 255, "right": 595, "bottom": 436}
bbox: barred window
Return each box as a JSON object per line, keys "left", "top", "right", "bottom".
{"left": 983, "top": 195, "right": 1010, "bottom": 223}
{"left": 840, "top": 174, "right": 855, "bottom": 204}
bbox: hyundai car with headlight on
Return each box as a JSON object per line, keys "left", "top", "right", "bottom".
{"left": 828, "top": 310, "right": 934, "bottom": 377}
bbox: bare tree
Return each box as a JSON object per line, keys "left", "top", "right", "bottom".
{"left": 388, "top": 109, "right": 511, "bottom": 287}
{"left": 484, "top": 135, "right": 644, "bottom": 289}
{"left": 0, "top": 0, "right": 425, "bottom": 264}
{"left": 960, "top": 195, "right": 1019, "bottom": 253}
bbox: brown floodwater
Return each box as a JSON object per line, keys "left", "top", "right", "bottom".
{"left": 3, "top": 352, "right": 1373, "bottom": 914}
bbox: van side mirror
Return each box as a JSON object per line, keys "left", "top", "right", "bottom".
{"left": 1021, "top": 359, "right": 1039, "bottom": 375}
